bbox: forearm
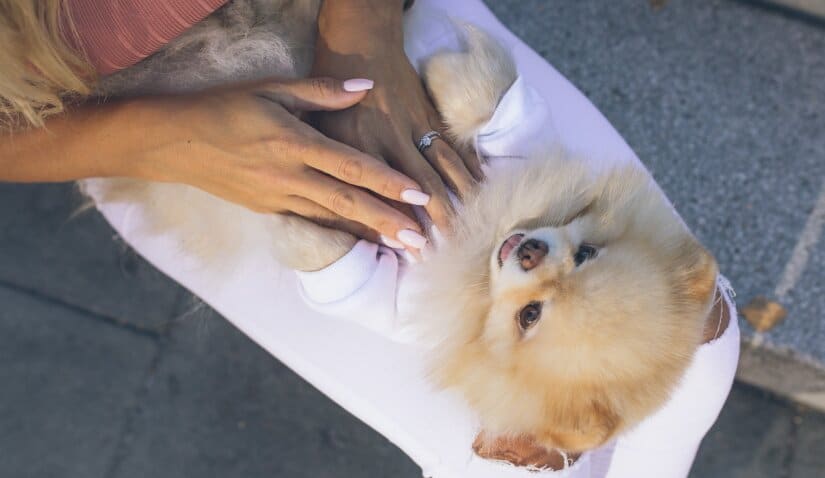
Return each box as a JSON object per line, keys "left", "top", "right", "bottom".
{"left": 0, "top": 98, "right": 177, "bottom": 183}
{"left": 320, "top": 0, "right": 408, "bottom": 19}
{"left": 317, "top": 0, "right": 407, "bottom": 56}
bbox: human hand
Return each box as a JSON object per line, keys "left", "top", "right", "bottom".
{"left": 136, "top": 76, "right": 430, "bottom": 249}
{"left": 310, "top": 0, "right": 485, "bottom": 232}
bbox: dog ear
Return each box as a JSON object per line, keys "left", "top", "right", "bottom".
{"left": 674, "top": 238, "right": 719, "bottom": 309}
{"left": 537, "top": 398, "right": 621, "bottom": 453}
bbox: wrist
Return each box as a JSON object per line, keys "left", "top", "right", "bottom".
{"left": 321, "top": 0, "right": 407, "bottom": 16}
{"left": 317, "top": 0, "right": 405, "bottom": 55}
{"left": 99, "top": 97, "right": 188, "bottom": 182}
{"left": 0, "top": 97, "right": 187, "bottom": 184}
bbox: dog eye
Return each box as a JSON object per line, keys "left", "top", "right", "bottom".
{"left": 574, "top": 244, "right": 598, "bottom": 266}
{"left": 517, "top": 302, "right": 543, "bottom": 330}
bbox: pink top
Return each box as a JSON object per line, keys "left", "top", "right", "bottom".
{"left": 65, "top": 0, "right": 227, "bottom": 75}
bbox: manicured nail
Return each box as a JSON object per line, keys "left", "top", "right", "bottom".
{"left": 397, "top": 229, "right": 428, "bottom": 249}
{"left": 402, "top": 250, "right": 420, "bottom": 264}
{"left": 421, "top": 243, "right": 435, "bottom": 261}
{"left": 430, "top": 225, "right": 445, "bottom": 245}
{"left": 401, "top": 189, "right": 430, "bottom": 206}
{"left": 380, "top": 234, "right": 405, "bottom": 249}
{"left": 342, "top": 78, "right": 374, "bottom": 92}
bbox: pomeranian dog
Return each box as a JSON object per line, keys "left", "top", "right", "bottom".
{"left": 85, "top": 0, "right": 719, "bottom": 456}
{"left": 416, "top": 31, "right": 718, "bottom": 453}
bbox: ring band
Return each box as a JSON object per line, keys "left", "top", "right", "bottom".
{"left": 417, "top": 131, "right": 441, "bottom": 153}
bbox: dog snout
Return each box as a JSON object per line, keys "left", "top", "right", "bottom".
{"left": 517, "top": 239, "right": 549, "bottom": 271}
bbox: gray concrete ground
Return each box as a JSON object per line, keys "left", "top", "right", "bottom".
{"left": 1, "top": 0, "right": 823, "bottom": 477}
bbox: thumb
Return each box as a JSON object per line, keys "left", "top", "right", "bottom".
{"left": 258, "top": 77, "right": 374, "bottom": 113}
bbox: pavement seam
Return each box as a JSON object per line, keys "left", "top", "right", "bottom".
{"left": 0, "top": 279, "right": 162, "bottom": 339}
{"left": 779, "top": 405, "right": 804, "bottom": 478}
{"left": 103, "top": 336, "right": 168, "bottom": 478}
{"left": 774, "top": 178, "right": 825, "bottom": 300}
{"left": 102, "top": 289, "right": 191, "bottom": 478}
{"left": 733, "top": 0, "right": 825, "bottom": 28}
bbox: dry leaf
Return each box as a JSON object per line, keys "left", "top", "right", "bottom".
{"left": 649, "top": 0, "right": 667, "bottom": 10}
{"left": 742, "top": 296, "right": 787, "bottom": 332}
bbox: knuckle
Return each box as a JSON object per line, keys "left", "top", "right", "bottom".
{"left": 271, "top": 137, "right": 311, "bottom": 163}
{"left": 380, "top": 176, "right": 398, "bottom": 198}
{"left": 266, "top": 138, "right": 289, "bottom": 159}
{"left": 419, "top": 168, "right": 443, "bottom": 189}
{"left": 374, "top": 217, "right": 394, "bottom": 234}
{"left": 310, "top": 77, "right": 334, "bottom": 98}
{"left": 269, "top": 171, "right": 296, "bottom": 193}
{"left": 455, "top": 175, "right": 474, "bottom": 193}
{"left": 337, "top": 156, "right": 364, "bottom": 183}
{"left": 328, "top": 187, "right": 356, "bottom": 217}
{"left": 437, "top": 145, "right": 463, "bottom": 168}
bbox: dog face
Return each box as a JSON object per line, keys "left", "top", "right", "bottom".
{"left": 409, "top": 156, "right": 718, "bottom": 453}
{"left": 486, "top": 221, "right": 602, "bottom": 352}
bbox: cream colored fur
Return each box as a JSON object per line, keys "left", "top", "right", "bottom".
{"left": 422, "top": 24, "right": 516, "bottom": 148}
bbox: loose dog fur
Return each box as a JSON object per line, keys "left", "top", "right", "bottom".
{"left": 86, "top": 0, "right": 718, "bottom": 455}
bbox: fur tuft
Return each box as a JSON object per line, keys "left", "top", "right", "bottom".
{"left": 422, "top": 25, "right": 517, "bottom": 148}
{"left": 98, "top": 0, "right": 320, "bottom": 96}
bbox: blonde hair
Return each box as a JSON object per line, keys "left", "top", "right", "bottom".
{"left": 0, "top": 0, "right": 94, "bottom": 129}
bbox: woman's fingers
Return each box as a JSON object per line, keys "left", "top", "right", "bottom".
{"left": 426, "top": 110, "right": 486, "bottom": 183}
{"left": 286, "top": 197, "right": 419, "bottom": 250}
{"left": 303, "top": 133, "right": 432, "bottom": 208}
{"left": 417, "top": 132, "right": 478, "bottom": 201}
{"left": 390, "top": 142, "right": 455, "bottom": 231}
{"left": 254, "top": 76, "right": 374, "bottom": 113}
{"left": 456, "top": 141, "right": 485, "bottom": 182}
{"left": 297, "top": 170, "right": 428, "bottom": 249}
{"left": 284, "top": 197, "right": 379, "bottom": 243}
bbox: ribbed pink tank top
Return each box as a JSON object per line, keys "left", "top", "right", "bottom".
{"left": 65, "top": 0, "right": 227, "bottom": 75}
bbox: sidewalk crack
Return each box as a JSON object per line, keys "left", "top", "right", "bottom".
{"left": 0, "top": 279, "right": 162, "bottom": 339}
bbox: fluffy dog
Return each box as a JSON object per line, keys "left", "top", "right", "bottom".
{"left": 416, "top": 29, "right": 718, "bottom": 453}
{"left": 86, "top": 0, "right": 718, "bottom": 456}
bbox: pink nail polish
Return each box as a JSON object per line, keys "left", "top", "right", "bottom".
{"left": 342, "top": 78, "right": 374, "bottom": 92}
{"left": 380, "top": 235, "right": 405, "bottom": 249}
{"left": 402, "top": 250, "right": 419, "bottom": 264}
{"left": 430, "top": 224, "right": 445, "bottom": 245}
{"left": 397, "top": 229, "right": 428, "bottom": 249}
{"left": 401, "top": 189, "right": 430, "bottom": 206}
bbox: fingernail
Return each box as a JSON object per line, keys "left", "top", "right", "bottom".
{"left": 430, "top": 225, "right": 445, "bottom": 245}
{"left": 402, "top": 250, "right": 420, "bottom": 264}
{"left": 342, "top": 78, "right": 374, "bottom": 92}
{"left": 397, "top": 229, "right": 428, "bottom": 249}
{"left": 401, "top": 189, "right": 430, "bottom": 206}
{"left": 421, "top": 243, "right": 435, "bottom": 261}
{"left": 380, "top": 234, "right": 405, "bottom": 249}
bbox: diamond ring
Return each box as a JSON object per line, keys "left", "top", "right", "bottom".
{"left": 417, "top": 131, "right": 441, "bottom": 154}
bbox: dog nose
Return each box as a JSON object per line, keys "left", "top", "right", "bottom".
{"left": 517, "top": 239, "right": 549, "bottom": 271}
